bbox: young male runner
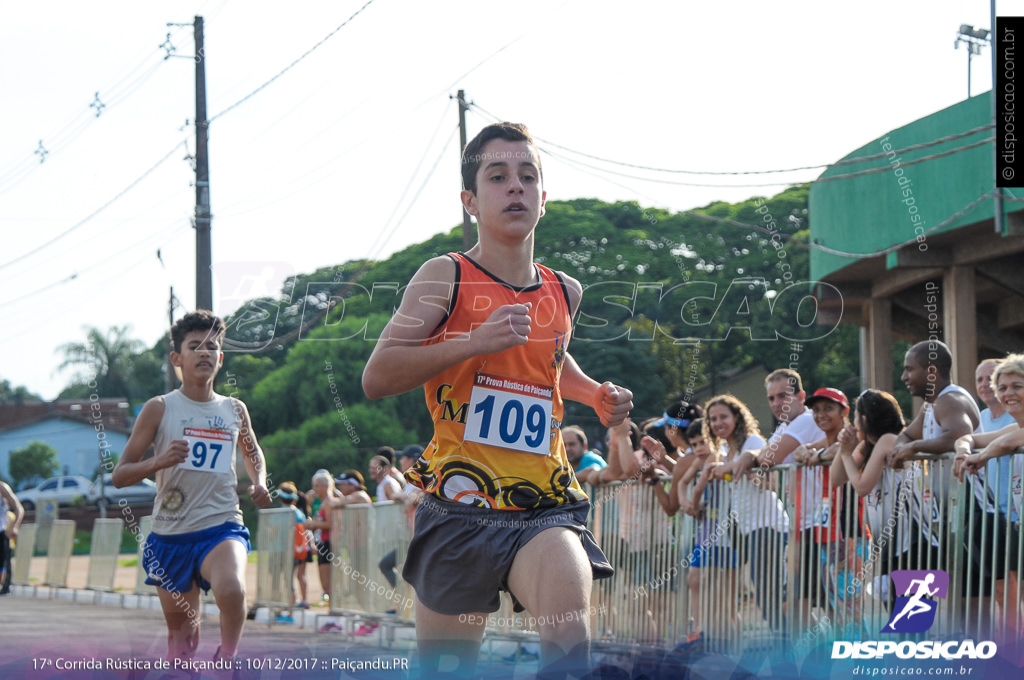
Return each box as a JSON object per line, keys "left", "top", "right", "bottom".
{"left": 362, "top": 122, "right": 633, "bottom": 679}
{"left": 113, "top": 310, "right": 272, "bottom": 663}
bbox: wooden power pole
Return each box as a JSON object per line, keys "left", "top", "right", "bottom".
{"left": 194, "top": 15, "right": 213, "bottom": 311}
{"left": 456, "top": 90, "right": 474, "bottom": 251}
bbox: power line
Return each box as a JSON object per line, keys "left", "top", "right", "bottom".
{"left": 540, "top": 145, "right": 810, "bottom": 189}
{"left": 473, "top": 102, "right": 994, "bottom": 181}
{"left": 209, "top": 0, "right": 378, "bottom": 124}
{"left": 813, "top": 137, "right": 993, "bottom": 182}
{"left": 0, "top": 140, "right": 188, "bottom": 271}
{"left": 807, "top": 192, "right": 994, "bottom": 259}
{"left": 0, "top": 220, "right": 190, "bottom": 313}
{"left": 0, "top": 25, "right": 189, "bottom": 194}
{"left": 365, "top": 102, "right": 454, "bottom": 259}
{"left": 369, "top": 124, "right": 460, "bottom": 261}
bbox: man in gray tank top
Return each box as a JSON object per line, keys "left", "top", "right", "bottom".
{"left": 113, "top": 310, "right": 272, "bottom": 665}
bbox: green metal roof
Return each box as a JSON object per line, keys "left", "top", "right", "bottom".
{"left": 809, "top": 93, "right": 1021, "bottom": 282}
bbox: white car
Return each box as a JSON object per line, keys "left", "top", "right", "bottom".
{"left": 17, "top": 475, "right": 93, "bottom": 510}
{"left": 87, "top": 473, "right": 158, "bottom": 508}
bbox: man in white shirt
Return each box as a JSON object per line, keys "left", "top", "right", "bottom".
{"left": 731, "top": 369, "right": 826, "bottom": 635}
{"left": 369, "top": 455, "right": 404, "bottom": 502}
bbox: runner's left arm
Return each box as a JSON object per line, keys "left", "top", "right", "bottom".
{"left": 235, "top": 398, "right": 272, "bottom": 508}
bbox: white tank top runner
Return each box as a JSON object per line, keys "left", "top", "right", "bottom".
{"left": 152, "top": 390, "right": 243, "bottom": 535}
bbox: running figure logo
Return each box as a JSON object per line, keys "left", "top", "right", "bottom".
{"left": 882, "top": 570, "right": 949, "bottom": 634}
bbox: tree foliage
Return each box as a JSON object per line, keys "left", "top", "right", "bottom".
{"left": 56, "top": 326, "right": 156, "bottom": 401}
{"left": 0, "top": 379, "right": 42, "bottom": 403}
{"left": 9, "top": 441, "right": 60, "bottom": 488}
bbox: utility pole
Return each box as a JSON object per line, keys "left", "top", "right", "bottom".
{"left": 455, "top": 90, "right": 474, "bottom": 251}
{"left": 194, "top": 15, "right": 213, "bottom": 311}
{"left": 167, "top": 286, "right": 176, "bottom": 393}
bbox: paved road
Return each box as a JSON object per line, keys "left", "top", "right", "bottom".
{"left": 0, "top": 593, "right": 530, "bottom": 680}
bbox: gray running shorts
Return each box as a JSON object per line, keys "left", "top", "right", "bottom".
{"left": 402, "top": 496, "right": 613, "bottom": 616}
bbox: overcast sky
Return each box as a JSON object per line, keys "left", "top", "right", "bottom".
{"left": 0, "top": 0, "right": 1011, "bottom": 400}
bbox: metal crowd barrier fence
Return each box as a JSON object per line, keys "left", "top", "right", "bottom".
{"left": 43, "top": 519, "right": 75, "bottom": 589}
{"left": 579, "top": 449, "right": 1023, "bottom": 655}
{"left": 237, "top": 449, "right": 1022, "bottom": 652}
{"left": 12, "top": 523, "right": 36, "bottom": 588}
{"left": 589, "top": 478, "right": 688, "bottom": 649}
{"left": 85, "top": 517, "right": 123, "bottom": 595}
{"left": 365, "top": 501, "right": 412, "bottom": 619}
{"left": 255, "top": 507, "right": 296, "bottom": 612}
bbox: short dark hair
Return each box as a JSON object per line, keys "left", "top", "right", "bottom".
{"left": 376, "top": 446, "right": 395, "bottom": 466}
{"left": 686, "top": 418, "right": 704, "bottom": 441}
{"left": 908, "top": 341, "right": 952, "bottom": 379}
{"left": 461, "top": 122, "right": 541, "bottom": 195}
{"left": 171, "top": 310, "right": 225, "bottom": 353}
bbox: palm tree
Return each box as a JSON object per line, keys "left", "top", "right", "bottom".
{"left": 57, "top": 326, "right": 146, "bottom": 398}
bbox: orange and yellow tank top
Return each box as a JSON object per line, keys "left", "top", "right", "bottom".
{"left": 406, "top": 253, "right": 586, "bottom": 510}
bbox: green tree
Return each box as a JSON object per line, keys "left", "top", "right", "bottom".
{"left": 0, "top": 379, "right": 42, "bottom": 403}
{"left": 9, "top": 441, "right": 60, "bottom": 488}
{"left": 57, "top": 326, "right": 146, "bottom": 399}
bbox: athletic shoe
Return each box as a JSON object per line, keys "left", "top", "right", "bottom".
{"left": 351, "top": 622, "right": 379, "bottom": 636}
{"left": 297, "top": 600, "right": 311, "bottom": 609}
{"left": 275, "top": 615, "right": 295, "bottom": 624}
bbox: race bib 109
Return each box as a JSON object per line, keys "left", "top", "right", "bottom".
{"left": 180, "top": 427, "right": 234, "bottom": 474}
{"left": 464, "top": 372, "right": 553, "bottom": 455}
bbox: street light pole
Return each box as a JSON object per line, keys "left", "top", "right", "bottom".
{"left": 955, "top": 24, "right": 990, "bottom": 99}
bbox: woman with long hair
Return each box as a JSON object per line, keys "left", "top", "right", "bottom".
{"left": 831, "top": 389, "right": 911, "bottom": 600}
{"left": 701, "top": 394, "right": 788, "bottom": 642}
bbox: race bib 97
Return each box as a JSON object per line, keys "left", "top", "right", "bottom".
{"left": 180, "top": 427, "right": 234, "bottom": 474}
{"left": 464, "top": 372, "right": 553, "bottom": 455}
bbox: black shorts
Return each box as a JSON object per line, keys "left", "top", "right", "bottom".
{"left": 402, "top": 496, "right": 612, "bottom": 616}
{"left": 962, "top": 499, "right": 1021, "bottom": 597}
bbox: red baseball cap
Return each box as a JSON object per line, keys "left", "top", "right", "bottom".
{"left": 804, "top": 387, "right": 849, "bottom": 410}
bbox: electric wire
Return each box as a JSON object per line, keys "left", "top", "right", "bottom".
{"left": 0, "top": 140, "right": 188, "bottom": 271}
{"left": 365, "top": 103, "right": 455, "bottom": 259}
{"left": 209, "top": 0, "right": 378, "bottom": 124}
{"left": 368, "top": 123, "right": 460, "bottom": 261}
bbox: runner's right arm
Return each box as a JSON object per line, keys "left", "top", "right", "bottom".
{"left": 112, "top": 397, "right": 188, "bottom": 487}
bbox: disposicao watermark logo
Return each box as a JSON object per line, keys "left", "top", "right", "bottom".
{"left": 882, "top": 569, "right": 948, "bottom": 634}
{"left": 830, "top": 567, "right": 997, "bottom": 661}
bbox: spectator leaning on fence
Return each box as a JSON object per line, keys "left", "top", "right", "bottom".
{"left": 562, "top": 425, "right": 607, "bottom": 478}
{"left": 787, "top": 388, "right": 850, "bottom": 620}
{"left": 954, "top": 353, "right": 1024, "bottom": 637}
{"left": 704, "top": 394, "right": 789, "bottom": 635}
{"left": 974, "top": 359, "right": 1018, "bottom": 519}
{"left": 304, "top": 469, "right": 340, "bottom": 605}
{"left": 831, "top": 390, "right": 911, "bottom": 588}
{"left": 679, "top": 418, "right": 729, "bottom": 645}
{"left": 644, "top": 401, "right": 703, "bottom": 517}
{"left": 369, "top": 456, "right": 404, "bottom": 503}
{"left": 887, "top": 342, "right": 992, "bottom": 614}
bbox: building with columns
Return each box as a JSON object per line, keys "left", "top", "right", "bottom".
{"left": 809, "top": 93, "right": 1024, "bottom": 392}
